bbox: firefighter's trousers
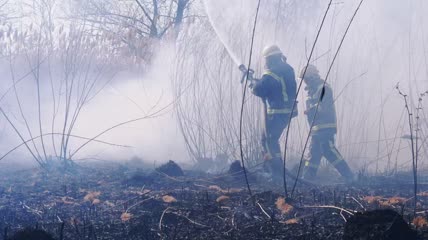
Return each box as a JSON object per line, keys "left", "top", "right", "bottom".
{"left": 303, "top": 129, "right": 353, "bottom": 180}
{"left": 262, "top": 113, "right": 289, "bottom": 179}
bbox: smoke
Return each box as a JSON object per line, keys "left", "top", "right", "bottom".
{"left": 0, "top": 39, "right": 187, "bottom": 166}
{"left": 72, "top": 43, "right": 187, "bottom": 163}
{"left": 1, "top": 0, "right": 427, "bottom": 174}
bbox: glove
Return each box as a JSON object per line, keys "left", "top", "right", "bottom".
{"left": 248, "top": 79, "right": 255, "bottom": 88}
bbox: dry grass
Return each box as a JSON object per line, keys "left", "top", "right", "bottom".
{"left": 283, "top": 218, "right": 299, "bottom": 224}
{"left": 208, "top": 185, "right": 242, "bottom": 194}
{"left": 227, "top": 188, "right": 242, "bottom": 193}
{"left": 60, "top": 196, "right": 76, "bottom": 205}
{"left": 413, "top": 216, "right": 428, "bottom": 228}
{"left": 418, "top": 191, "right": 428, "bottom": 197}
{"left": 83, "top": 191, "right": 101, "bottom": 202}
{"left": 208, "top": 185, "right": 223, "bottom": 192}
{"left": 275, "top": 197, "right": 293, "bottom": 215}
{"left": 104, "top": 200, "right": 115, "bottom": 207}
{"left": 363, "top": 196, "right": 407, "bottom": 207}
{"left": 362, "top": 196, "right": 382, "bottom": 204}
{"left": 377, "top": 197, "right": 407, "bottom": 207}
{"left": 216, "top": 195, "right": 230, "bottom": 203}
{"left": 121, "top": 212, "right": 133, "bottom": 222}
{"left": 162, "top": 195, "right": 177, "bottom": 203}
{"left": 385, "top": 197, "right": 407, "bottom": 205}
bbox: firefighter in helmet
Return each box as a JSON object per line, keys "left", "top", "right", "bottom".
{"left": 249, "top": 45, "right": 297, "bottom": 182}
{"left": 300, "top": 64, "right": 354, "bottom": 181}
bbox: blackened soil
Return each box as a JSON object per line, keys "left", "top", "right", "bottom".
{"left": 0, "top": 162, "right": 428, "bottom": 240}
{"left": 344, "top": 209, "right": 417, "bottom": 240}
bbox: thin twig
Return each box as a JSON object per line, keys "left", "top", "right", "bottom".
{"left": 339, "top": 210, "right": 347, "bottom": 222}
{"left": 256, "top": 201, "right": 271, "bottom": 219}
{"left": 0, "top": 133, "right": 131, "bottom": 162}
{"left": 302, "top": 205, "right": 355, "bottom": 216}
{"left": 125, "top": 196, "right": 154, "bottom": 213}
{"left": 396, "top": 84, "right": 417, "bottom": 215}
{"left": 0, "top": 107, "right": 43, "bottom": 167}
{"left": 350, "top": 196, "right": 366, "bottom": 210}
{"left": 159, "top": 207, "right": 171, "bottom": 233}
{"left": 169, "top": 212, "right": 209, "bottom": 228}
{"left": 239, "top": 0, "right": 262, "bottom": 205}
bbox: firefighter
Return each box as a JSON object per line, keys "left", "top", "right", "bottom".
{"left": 300, "top": 64, "right": 354, "bottom": 181}
{"left": 249, "top": 45, "right": 297, "bottom": 182}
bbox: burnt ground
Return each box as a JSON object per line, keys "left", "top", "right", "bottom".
{"left": 0, "top": 161, "right": 428, "bottom": 240}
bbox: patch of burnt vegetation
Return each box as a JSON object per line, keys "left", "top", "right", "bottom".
{"left": 156, "top": 160, "right": 184, "bottom": 177}
{"left": 1, "top": 164, "right": 428, "bottom": 239}
{"left": 9, "top": 228, "right": 54, "bottom": 240}
{"left": 344, "top": 209, "right": 417, "bottom": 240}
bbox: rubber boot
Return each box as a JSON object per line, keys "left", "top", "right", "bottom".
{"left": 335, "top": 161, "right": 355, "bottom": 183}
{"left": 302, "top": 166, "right": 317, "bottom": 181}
{"left": 269, "top": 157, "right": 284, "bottom": 184}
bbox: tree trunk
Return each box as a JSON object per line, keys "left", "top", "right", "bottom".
{"left": 173, "top": 0, "right": 189, "bottom": 37}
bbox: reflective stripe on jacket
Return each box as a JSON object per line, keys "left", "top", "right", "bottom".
{"left": 264, "top": 71, "right": 291, "bottom": 115}
{"left": 305, "top": 81, "right": 337, "bottom": 132}
{"left": 251, "top": 62, "right": 297, "bottom": 115}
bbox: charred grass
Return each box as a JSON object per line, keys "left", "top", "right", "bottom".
{"left": 0, "top": 163, "right": 428, "bottom": 239}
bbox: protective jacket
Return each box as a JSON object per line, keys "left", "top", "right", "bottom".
{"left": 251, "top": 62, "right": 297, "bottom": 115}
{"left": 303, "top": 78, "right": 354, "bottom": 181}
{"left": 305, "top": 80, "right": 336, "bottom": 133}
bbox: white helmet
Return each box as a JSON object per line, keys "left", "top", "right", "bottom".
{"left": 262, "top": 45, "right": 282, "bottom": 58}
{"left": 300, "top": 64, "right": 319, "bottom": 79}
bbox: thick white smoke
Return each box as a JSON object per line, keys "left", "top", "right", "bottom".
{"left": 0, "top": 0, "right": 427, "bottom": 174}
